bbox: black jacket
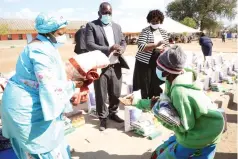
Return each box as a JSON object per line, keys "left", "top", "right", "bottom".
{"left": 85, "top": 19, "right": 129, "bottom": 69}
{"left": 74, "top": 28, "right": 88, "bottom": 54}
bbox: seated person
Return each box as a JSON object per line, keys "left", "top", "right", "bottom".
{"left": 151, "top": 45, "right": 224, "bottom": 159}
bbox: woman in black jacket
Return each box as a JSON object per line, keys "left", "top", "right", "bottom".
{"left": 133, "top": 9, "right": 170, "bottom": 99}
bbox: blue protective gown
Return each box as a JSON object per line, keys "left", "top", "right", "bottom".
{"left": 0, "top": 34, "right": 75, "bottom": 158}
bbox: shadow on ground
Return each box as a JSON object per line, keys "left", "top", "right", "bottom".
{"left": 83, "top": 114, "right": 125, "bottom": 131}
{"left": 72, "top": 151, "right": 238, "bottom": 159}
{"left": 215, "top": 152, "right": 237, "bottom": 159}
{"left": 228, "top": 102, "right": 238, "bottom": 111}
{"left": 226, "top": 114, "right": 238, "bottom": 123}
{"left": 72, "top": 150, "right": 152, "bottom": 159}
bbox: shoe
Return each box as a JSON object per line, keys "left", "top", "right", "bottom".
{"left": 109, "top": 114, "right": 124, "bottom": 123}
{"left": 99, "top": 119, "right": 107, "bottom": 131}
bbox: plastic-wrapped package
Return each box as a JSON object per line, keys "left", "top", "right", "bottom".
{"left": 152, "top": 94, "right": 181, "bottom": 127}
{"left": 65, "top": 51, "right": 109, "bottom": 104}
{"left": 65, "top": 50, "right": 109, "bottom": 81}
{"left": 232, "top": 58, "right": 238, "bottom": 73}
{"left": 124, "top": 106, "right": 142, "bottom": 132}
{"left": 203, "top": 77, "right": 211, "bottom": 91}
{"left": 184, "top": 52, "right": 193, "bottom": 69}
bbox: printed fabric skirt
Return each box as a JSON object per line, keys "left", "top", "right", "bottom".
{"left": 10, "top": 138, "right": 71, "bottom": 159}
{"left": 151, "top": 136, "right": 216, "bottom": 159}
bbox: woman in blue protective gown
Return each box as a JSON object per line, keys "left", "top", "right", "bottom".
{"left": 0, "top": 13, "right": 81, "bottom": 159}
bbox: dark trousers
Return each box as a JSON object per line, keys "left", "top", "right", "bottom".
{"left": 133, "top": 60, "right": 163, "bottom": 99}
{"left": 74, "top": 49, "right": 88, "bottom": 55}
{"left": 94, "top": 64, "right": 122, "bottom": 120}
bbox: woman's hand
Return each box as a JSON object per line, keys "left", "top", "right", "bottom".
{"left": 156, "top": 40, "right": 166, "bottom": 47}
{"left": 150, "top": 96, "right": 160, "bottom": 109}
{"left": 70, "top": 92, "right": 81, "bottom": 106}
{"left": 70, "top": 88, "right": 89, "bottom": 106}
{"left": 74, "top": 81, "right": 84, "bottom": 88}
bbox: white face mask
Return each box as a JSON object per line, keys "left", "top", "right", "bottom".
{"left": 150, "top": 23, "right": 160, "bottom": 30}
{"left": 54, "top": 34, "right": 67, "bottom": 48}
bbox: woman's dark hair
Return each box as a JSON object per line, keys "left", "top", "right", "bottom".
{"left": 146, "top": 9, "right": 164, "bottom": 23}
{"left": 200, "top": 32, "right": 205, "bottom": 37}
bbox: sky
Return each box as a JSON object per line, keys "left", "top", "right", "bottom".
{"left": 0, "top": 0, "right": 237, "bottom": 27}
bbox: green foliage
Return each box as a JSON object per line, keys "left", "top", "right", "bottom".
{"left": 228, "top": 24, "right": 238, "bottom": 33}
{"left": 180, "top": 17, "right": 197, "bottom": 28}
{"left": 182, "top": 32, "right": 188, "bottom": 36}
{"left": 0, "top": 24, "right": 9, "bottom": 35}
{"left": 166, "top": 0, "right": 237, "bottom": 31}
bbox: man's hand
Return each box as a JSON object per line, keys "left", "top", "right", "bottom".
{"left": 109, "top": 44, "right": 121, "bottom": 53}
{"left": 113, "top": 46, "right": 124, "bottom": 56}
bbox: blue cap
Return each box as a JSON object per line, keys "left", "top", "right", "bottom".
{"left": 35, "top": 13, "right": 68, "bottom": 34}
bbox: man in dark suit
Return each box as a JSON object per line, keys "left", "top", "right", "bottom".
{"left": 74, "top": 25, "right": 88, "bottom": 54}
{"left": 86, "top": 2, "right": 129, "bottom": 131}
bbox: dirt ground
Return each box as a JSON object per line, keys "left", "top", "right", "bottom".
{"left": 0, "top": 38, "right": 237, "bottom": 73}
{"left": 0, "top": 38, "right": 237, "bottom": 158}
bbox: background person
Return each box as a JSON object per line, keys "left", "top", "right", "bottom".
{"left": 85, "top": 2, "right": 129, "bottom": 131}
{"left": 74, "top": 25, "right": 88, "bottom": 54}
{"left": 133, "top": 9, "right": 169, "bottom": 99}
{"left": 0, "top": 13, "right": 81, "bottom": 159}
{"left": 199, "top": 32, "right": 213, "bottom": 60}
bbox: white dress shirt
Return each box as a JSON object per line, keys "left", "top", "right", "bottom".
{"left": 103, "top": 24, "right": 119, "bottom": 64}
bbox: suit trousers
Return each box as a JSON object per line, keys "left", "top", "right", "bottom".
{"left": 94, "top": 63, "right": 122, "bottom": 120}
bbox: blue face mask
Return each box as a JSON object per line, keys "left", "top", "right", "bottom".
{"left": 156, "top": 68, "right": 166, "bottom": 81}
{"left": 101, "top": 14, "right": 112, "bottom": 25}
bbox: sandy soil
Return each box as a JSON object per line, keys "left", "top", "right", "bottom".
{"left": 0, "top": 38, "right": 237, "bottom": 158}
{"left": 0, "top": 38, "right": 237, "bottom": 73}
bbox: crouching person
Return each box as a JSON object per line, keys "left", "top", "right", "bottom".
{"left": 151, "top": 45, "right": 224, "bottom": 159}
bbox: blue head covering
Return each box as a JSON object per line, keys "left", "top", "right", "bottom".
{"left": 35, "top": 13, "right": 68, "bottom": 34}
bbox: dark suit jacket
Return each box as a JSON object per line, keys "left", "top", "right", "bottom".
{"left": 74, "top": 28, "right": 88, "bottom": 54}
{"left": 85, "top": 19, "right": 129, "bottom": 69}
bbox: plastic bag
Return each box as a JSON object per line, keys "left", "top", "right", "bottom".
{"left": 152, "top": 94, "right": 181, "bottom": 127}
{"left": 65, "top": 51, "right": 109, "bottom": 81}
{"left": 124, "top": 106, "right": 142, "bottom": 132}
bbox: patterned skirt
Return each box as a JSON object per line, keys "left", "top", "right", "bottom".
{"left": 10, "top": 138, "right": 71, "bottom": 159}
{"left": 151, "top": 136, "right": 216, "bottom": 159}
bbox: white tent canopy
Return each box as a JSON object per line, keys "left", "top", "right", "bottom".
{"left": 120, "top": 17, "right": 199, "bottom": 33}
{"left": 161, "top": 18, "right": 200, "bottom": 33}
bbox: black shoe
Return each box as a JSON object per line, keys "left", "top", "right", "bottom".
{"left": 99, "top": 119, "right": 107, "bottom": 131}
{"left": 109, "top": 114, "right": 124, "bottom": 123}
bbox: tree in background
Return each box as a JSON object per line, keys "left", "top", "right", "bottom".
{"left": 180, "top": 17, "right": 197, "bottom": 28}
{"left": 228, "top": 24, "right": 238, "bottom": 33}
{"left": 166, "top": 0, "right": 237, "bottom": 31}
{"left": 0, "top": 24, "right": 9, "bottom": 35}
